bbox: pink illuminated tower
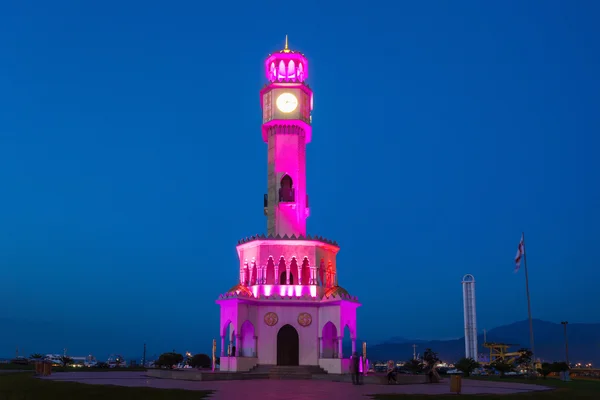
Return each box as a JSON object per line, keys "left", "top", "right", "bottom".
{"left": 216, "top": 37, "right": 360, "bottom": 374}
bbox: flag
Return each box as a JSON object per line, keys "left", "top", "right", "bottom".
{"left": 514, "top": 234, "right": 525, "bottom": 272}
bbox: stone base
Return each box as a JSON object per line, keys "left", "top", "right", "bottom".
{"left": 146, "top": 368, "right": 268, "bottom": 381}
{"left": 318, "top": 358, "right": 351, "bottom": 374}
{"left": 147, "top": 368, "right": 430, "bottom": 384}
{"left": 218, "top": 357, "right": 258, "bottom": 372}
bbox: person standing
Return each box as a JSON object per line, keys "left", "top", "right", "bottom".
{"left": 387, "top": 360, "right": 397, "bottom": 384}
{"left": 351, "top": 352, "right": 361, "bottom": 385}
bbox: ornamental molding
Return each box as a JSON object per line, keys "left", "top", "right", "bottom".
{"left": 297, "top": 312, "right": 312, "bottom": 327}
{"left": 264, "top": 312, "right": 279, "bottom": 327}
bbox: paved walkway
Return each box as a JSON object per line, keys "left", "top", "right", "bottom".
{"left": 42, "top": 371, "right": 552, "bottom": 399}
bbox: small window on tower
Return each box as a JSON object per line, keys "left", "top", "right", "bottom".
{"left": 279, "top": 175, "right": 295, "bottom": 202}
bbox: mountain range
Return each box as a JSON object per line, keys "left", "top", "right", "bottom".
{"left": 366, "top": 319, "right": 600, "bottom": 365}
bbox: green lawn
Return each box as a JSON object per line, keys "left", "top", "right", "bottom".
{"left": 0, "top": 372, "right": 214, "bottom": 400}
{"left": 371, "top": 377, "right": 600, "bottom": 399}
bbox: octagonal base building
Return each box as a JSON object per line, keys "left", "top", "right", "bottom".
{"left": 216, "top": 38, "right": 360, "bottom": 374}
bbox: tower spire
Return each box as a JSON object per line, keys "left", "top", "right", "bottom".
{"left": 283, "top": 35, "right": 290, "bottom": 53}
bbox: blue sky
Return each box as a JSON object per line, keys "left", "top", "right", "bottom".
{"left": 1, "top": 0, "right": 599, "bottom": 360}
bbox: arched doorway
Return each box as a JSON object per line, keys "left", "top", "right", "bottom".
{"left": 277, "top": 324, "right": 299, "bottom": 366}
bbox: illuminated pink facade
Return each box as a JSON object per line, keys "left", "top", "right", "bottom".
{"left": 217, "top": 38, "right": 360, "bottom": 374}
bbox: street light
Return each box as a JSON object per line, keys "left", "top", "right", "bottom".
{"left": 560, "top": 321, "right": 570, "bottom": 367}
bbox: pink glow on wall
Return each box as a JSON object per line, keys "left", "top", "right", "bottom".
{"left": 236, "top": 239, "right": 340, "bottom": 253}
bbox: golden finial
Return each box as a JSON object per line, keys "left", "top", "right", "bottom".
{"left": 283, "top": 35, "right": 290, "bottom": 53}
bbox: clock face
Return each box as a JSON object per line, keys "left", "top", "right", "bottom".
{"left": 276, "top": 92, "right": 298, "bottom": 113}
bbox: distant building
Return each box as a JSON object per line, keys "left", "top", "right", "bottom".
{"left": 462, "top": 274, "right": 477, "bottom": 360}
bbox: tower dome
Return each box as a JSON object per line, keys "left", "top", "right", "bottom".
{"left": 265, "top": 36, "right": 309, "bottom": 83}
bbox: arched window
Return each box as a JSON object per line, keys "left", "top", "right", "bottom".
{"left": 279, "top": 175, "right": 294, "bottom": 202}
{"left": 287, "top": 60, "right": 296, "bottom": 81}
{"left": 278, "top": 60, "right": 286, "bottom": 81}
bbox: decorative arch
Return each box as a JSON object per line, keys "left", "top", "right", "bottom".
{"left": 222, "top": 320, "right": 236, "bottom": 356}
{"left": 250, "top": 261, "right": 257, "bottom": 285}
{"left": 277, "top": 324, "right": 299, "bottom": 366}
{"left": 319, "top": 259, "right": 325, "bottom": 286}
{"left": 301, "top": 257, "right": 310, "bottom": 285}
{"left": 240, "top": 320, "right": 256, "bottom": 357}
{"left": 342, "top": 324, "right": 352, "bottom": 358}
{"left": 287, "top": 60, "right": 296, "bottom": 81}
{"left": 242, "top": 261, "right": 249, "bottom": 285}
{"left": 327, "top": 261, "right": 334, "bottom": 287}
{"left": 222, "top": 319, "right": 232, "bottom": 338}
{"left": 321, "top": 321, "right": 338, "bottom": 358}
{"left": 278, "top": 60, "right": 286, "bottom": 81}
{"left": 266, "top": 256, "right": 275, "bottom": 285}
{"left": 289, "top": 257, "right": 298, "bottom": 285}
{"left": 278, "top": 256, "right": 287, "bottom": 284}
{"left": 279, "top": 175, "right": 294, "bottom": 202}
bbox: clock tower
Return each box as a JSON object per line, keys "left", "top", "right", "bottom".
{"left": 261, "top": 36, "right": 313, "bottom": 237}
{"left": 216, "top": 38, "right": 360, "bottom": 375}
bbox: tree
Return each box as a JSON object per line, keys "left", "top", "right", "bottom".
{"left": 403, "top": 358, "right": 424, "bottom": 374}
{"left": 515, "top": 348, "right": 533, "bottom": 366}
{"left": 550, "top": 362, "right": 569, "bottom": 373}
{"left": 422, "top": 348, "right": 441, "bottom": 383}
{"left": 515, "top": 349, "right": 533, "bottom": 370}
{"left": 30, "top": 354, "right": 44, "bottom": 361}
{"left": 189, "top": 354, "right": 211, "bottom": 369}
{"left": 455, "top": 357, "right": 480, "bottom": 377}
{"left": 492, "top": 360, "right": 513, "bottom": 377}
{"left": 155, "top": 352, "right": 183, "bottom": 369}
{"left": 59, "top": 356, "right": 73, "bottom": 368}
{"left": 423, "top": 348, "right": 439, "bottom": 369}
{"left": 537, "top": 362, "right": 553, "bottom": 379}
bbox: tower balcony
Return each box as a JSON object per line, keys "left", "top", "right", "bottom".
{"left": 263, "top": 194, "right": 310, "bottom": 217}
{"left": 219, "top": 283, "right": 359, "bottom": 302}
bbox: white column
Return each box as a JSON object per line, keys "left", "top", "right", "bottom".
{"left": 220, "top": 336, "right": 225, "bottom": 357}
{"left": 254, "top": 336, "right": 258, "bottom": 357}
{"left": 297, "top": 264, "right": 302, "bottom": 285}
{"left": 274, "top": 265, "right": 279, "bottom": 284}
{"left": 286, "top": 266, "right": 290, "bottom": 285}
{"left": 319, "top": 337, "right": 323, "bottom": 358}
{"left": 338, "top": 336, "right": 343, "bottom": 359}
{"left": 235, "top": 334, "right": 241, "bottom": 357}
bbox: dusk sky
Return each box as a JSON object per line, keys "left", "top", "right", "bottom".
{"left": 1, "top": 1, "right": 599, "bottom": 360}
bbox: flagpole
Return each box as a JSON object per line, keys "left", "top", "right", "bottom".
{"left": 522, "top": 231, "right": 536, "bottom": 371}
